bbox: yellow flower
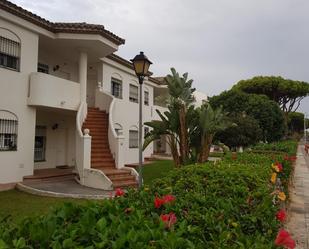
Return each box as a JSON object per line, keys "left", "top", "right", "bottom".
{"left": 144, "top": 187, "right": 150, "bottom": 191}
{"left": 271, "top": 173, "right": 277, "bottom": 184}
{"left": 272, "top": 164, "right": 280, "bottom": 172}
{"left": 278, "top": 191, "right": 286, "bottom": 201}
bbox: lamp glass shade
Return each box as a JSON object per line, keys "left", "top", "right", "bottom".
{"left": 131, "top": 52, "right": 152, "bottom": 77}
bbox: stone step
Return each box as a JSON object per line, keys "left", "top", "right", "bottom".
{"left": 113, "top": 179, "right": 138, "bottom": 188}
{"left": 108, "top": 174, "right": 135, "bottom": 181}
{"left": 91, "top": 158, "right": 114, "bottom": 163}
{"left": 92, "top": 162, "right": 115, "bottom": 168}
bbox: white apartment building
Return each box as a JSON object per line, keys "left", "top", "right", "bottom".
{"left": 0, "top": 0, "right": 208, "bottom": 191}
{"left": 0, "top": 0, "right": 174, "bottom": 190}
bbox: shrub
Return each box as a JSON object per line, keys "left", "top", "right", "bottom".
{"left": 251, "top": 140, "right": 298, "bottom": 155}
{"left": 0, "top": 143, "right": 297, "bottom": 248}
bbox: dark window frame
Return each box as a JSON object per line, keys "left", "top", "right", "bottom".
{"left": 129, "top": 84, "right": 139, "bottom": 103}
{"left": 0, "top": 36, "right": 20, "bottom": 71}
{"left": 111, "top": 78, "right": 122, "bottom": 99}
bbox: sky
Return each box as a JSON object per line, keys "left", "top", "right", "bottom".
{"left": 12, "top": 0, "right": 309, "bottom": 113}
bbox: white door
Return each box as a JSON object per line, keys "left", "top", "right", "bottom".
{"left": 55, "top": 129, "right": 67, "bottom": 166}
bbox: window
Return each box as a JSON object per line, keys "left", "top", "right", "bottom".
{"left": 0, "top": 114, "right": 18, "bottom": 151}
{"left": 144, "top": 127, "right": 149, "bottom": 138}
{"left": 129, "top": 84, "right": 138, "bottom": 103}
{"left": 38, "top": 63, "right": 49, "bottom": 74}
{"left": 111, "top": 78, "right": 122, "bottom": 98}
{"left": 144, "top": 91, "right": 149, "bottom": 105}
{"left": 34, "top": 126, "right": 46, "bottom": 162}
{"left": 129, "top": 130, "right": 138, "bottom": 148}
{"left": 0, "top": 36, "right": 20, "bottom": 71}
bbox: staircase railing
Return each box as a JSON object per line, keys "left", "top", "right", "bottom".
{"left": 75, "top": 101, "right": 90, "bottom": 183}
{"left": 75, "top": 101, "right": 113, "bottom": 190}
{"left": 95, "top": 85, "right": 139, "bottom": 181}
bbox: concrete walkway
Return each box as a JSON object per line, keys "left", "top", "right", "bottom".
{"left": 286, "top": 143, "right": 309, "bottom": 249}
{"left": 17, "top": 179, "right": 112, "bottom": 199}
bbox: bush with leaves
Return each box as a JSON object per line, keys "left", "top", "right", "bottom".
{"left": 215, "top": 114, "right": 262, "bottom": 149}
{"left": 0, "top": 145, "right": 297, "bottom": 248}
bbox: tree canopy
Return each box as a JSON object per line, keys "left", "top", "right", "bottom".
{"left": 209, "top": 90, "right": 285, "bottom": 142}
{"left": 233, "top": 76, "right": 309, "bottom": 114}
{"left": 215, "top": 114, "right": 262, "bottom": 149}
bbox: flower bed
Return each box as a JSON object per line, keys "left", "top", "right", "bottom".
{"left": 0, "top": 145, "right": 297, "bottom": 248}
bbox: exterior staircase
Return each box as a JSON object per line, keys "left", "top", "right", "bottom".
{"left": 82, "top": 107, "right": 137, "bottom": 188}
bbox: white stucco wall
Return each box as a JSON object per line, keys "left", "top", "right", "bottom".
{"left": 100, "top": 61, "right": 160, "bottom": 164}
{"left": 0, "top": 19, "right": 38, "bottom": 183}
{"left": 34, "top": 110, "right": 76, "bottom": 169}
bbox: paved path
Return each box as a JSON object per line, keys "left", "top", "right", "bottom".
{"left": 17, "top": 179, "right": 112, "bottom": 199}
{"left": 286, "top": 143, "right": 309, "bottom": 249}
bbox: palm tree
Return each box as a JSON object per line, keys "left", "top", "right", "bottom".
{"left": 144, "top": 106, "right": 181, "bottom": 167}
{"left": 165, "top": 68, "right": 195, "bottom": 164}
{"left": 197, "top": 104, "right": 230, "bottom": 163}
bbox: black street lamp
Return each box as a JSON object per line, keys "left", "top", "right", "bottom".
{"left": 131, "top": 52, "right": 152, "bottom": 188}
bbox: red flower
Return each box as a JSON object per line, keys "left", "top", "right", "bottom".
{"left": 275, "top": 229, "right": 296, "bottom": 249}
{"left": 160, "top": 212, "right": 177, "bottom": 228}
{"left": 163, "top": 194, "right": 176, "bottom": 204}
{"left": 115, "top": 188, "right": 125, "bottom": 197}
{"left": 276, "top": 209, "right": 286, "bottom": 222}
{"left": 284, "top": 155, "right": 289, "bottom": 161}
{"left": 275, "top": 162, "right": 283, "bottom": 172}
{"left": 154, "top": 197, "right": 164, "bottom": 209}
{"left": 154, "top": 195, "right": 176, "bottom": 208}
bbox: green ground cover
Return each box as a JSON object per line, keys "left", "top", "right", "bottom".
{"left": 0, "top": 160, "right": 173, "bottom": 223}
{"left": 143, "top": 160, "right": 174, "bottom": 185}
{"left": 0, "top": 140, "right": 297, "bottom": 248}
{"left": 0, "top": 190, "right": 85, "bottom": 223}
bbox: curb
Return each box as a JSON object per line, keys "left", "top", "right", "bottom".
{"left": 16, "top": 183, "right": 110, "bottom": 200}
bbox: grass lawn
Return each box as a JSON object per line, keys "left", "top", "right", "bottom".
{"left": 0, "top": 160, "right": 173, "bottom": 222}
{"left": 142, "top": 160, "right": 174, "bottom": 185}
{"left": 0, "top": 190, "right": 86, "bottom": 223}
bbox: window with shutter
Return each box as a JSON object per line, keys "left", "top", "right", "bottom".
{"left": 129, "top": 84, "right": 138, "bottom": 103}
{"left": 0, "top": 36, "right": 20, "bottom": 71}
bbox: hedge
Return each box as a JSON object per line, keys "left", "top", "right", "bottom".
{"left": 0, "top": 142, "right": 297, "bottom": 248}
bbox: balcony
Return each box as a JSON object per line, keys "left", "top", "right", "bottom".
{"left": 28, "top": 72, "right": 80, "bottom": 111}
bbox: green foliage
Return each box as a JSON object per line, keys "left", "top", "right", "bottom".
{"left": 209, "top": 90, "right": 285, "bottom": 142}
{"left": 251, "top": 140, "right": 298, "bottom": 155}
{"left": 0, "top": 141, "right": 297, "bottom": 248}
{"left": 216, "top": 114, "right": 262, "bottom": 149}
{"left": 288, "top": 112, "right": 304, "bottom": 133}
{"left": 233, "top": 76, "right": 309, "bottom": 113}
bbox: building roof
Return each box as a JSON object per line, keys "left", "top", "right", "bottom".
{"left": 0, "top": 0, "right": 125, "bottom": 45}
{"left": 107, "top": 54, "right": 164, "bottom": 85}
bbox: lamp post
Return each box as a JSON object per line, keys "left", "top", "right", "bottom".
{"left": 304, "top": 112, "right": 307, "bottom": 143}
{"left": 131, "top": 52, "right": 152, "bottom": 188}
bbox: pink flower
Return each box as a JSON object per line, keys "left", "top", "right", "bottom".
{"left": 276, "top": 209, "right": 286, "bottom": 222}
{"left": 275, "top": 229, "right": 296, "bottom": 249}
{"left": 115, "top": 188, "right": 125, "bottom": 197}
{"left": 154, "top": 197, "right": 164, "bottom": 209}
{"left": 160, "top": 212, "right": 177, "bottom": 229}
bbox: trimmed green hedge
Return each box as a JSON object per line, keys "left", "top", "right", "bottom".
{"left": 0, "top": 142, "right": 296, "bottom": 248}
{"left": 251, "top": 140, "right": 298, "bottom": 155}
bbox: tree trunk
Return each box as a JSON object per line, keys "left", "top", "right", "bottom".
{"left": 168, "top": 135, "right": 181, "bottom": 167}
{"left": 179, "top": 105, "right": 188, "bottom": 164}
{"left": 198, "top": 134, "right": 213, "bottom": 163}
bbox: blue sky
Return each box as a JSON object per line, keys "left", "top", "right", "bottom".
{"left": 13, "top": 0, "right": 309, "bottom": 113}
